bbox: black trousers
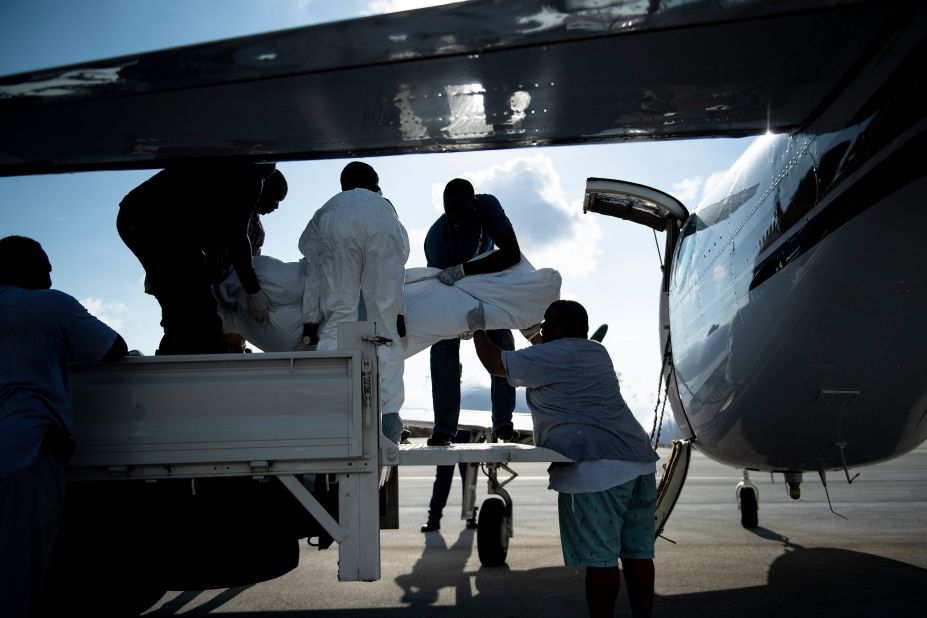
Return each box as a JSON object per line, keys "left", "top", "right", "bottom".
{"left": 427, "top": 430, "right": 472, "bottom": 523}
{"left": 429, "top": 329, "right": 516, "bottom": 435}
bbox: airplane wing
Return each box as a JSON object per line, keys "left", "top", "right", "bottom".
{"left": 401, "top": 407, "right": 535, "bottom": 441}
{"left": 0, "top": 0, "right": 917, "bottom": 176}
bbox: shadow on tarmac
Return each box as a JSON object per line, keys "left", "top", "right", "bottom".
{"left": 656, "top": 527, "right": 927, "bottom": 618}
{"left": 391, "top": 527, "right": 584, "bottom": 615}
{"left": 148, "top": 526, "right": 926, "bottom": 617}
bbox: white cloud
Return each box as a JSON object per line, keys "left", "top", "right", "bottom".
{"left": 80, "top": 297, "right": 129, "bottom": 331}
{"left": 671, "top": 168, "right": 730, "bottom": 208}
{"left": 670, "top": 175, "right": 703, "bottom": 205}
{"left": 406, "top": 227, "right": 429, "bottom": 267}
{"left": 364, "top": 0, "right": 460, "bottom": 15}
{"left": 430, "top": 155, "right": 602, "bottom": 277}
{"left": 702, "top": 170, "right": 728, "bottom": 202}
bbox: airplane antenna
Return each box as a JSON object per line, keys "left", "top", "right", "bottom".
{"left": 834, "top": 442, "right": 861, "bottom": 484}
{"left": 652, "top": 229, "right": 664, "bottom": 271}
{"left": 816, "top": 469, "right": 848, "bottom": 520}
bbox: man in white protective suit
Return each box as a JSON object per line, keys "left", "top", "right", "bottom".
{"left": 298, "top": 162, "right": 410, "bottom": 444}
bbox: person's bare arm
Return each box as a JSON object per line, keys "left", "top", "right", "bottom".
{"left": 216, "top": 179, "right": 263, "bottom": 294}
{"left": 227, "top": 234, "right": 260, "bottom": 294}
{"left": 473, "top": 329, "right": 506, "bottom": 377}
{"left": 462, "top": 227, "right": 521, "bottom": 276}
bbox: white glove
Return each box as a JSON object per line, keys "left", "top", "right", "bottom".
{"left": 466, "top": 302, "right": 486, "bottom": 332}
{"left": 437, "top": 264, "right": 465, "bottom": 286}
{"left": 246, "top": 290, "right": 275, "bottom": 326}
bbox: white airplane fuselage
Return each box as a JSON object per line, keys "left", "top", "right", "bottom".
{"left": 667, "top": 112, "right": 927, "bottom": 471}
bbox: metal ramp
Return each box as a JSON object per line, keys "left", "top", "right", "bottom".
{"left": 395, "top": 442, "right": 570, "bottom": 466}
{"left": 389, "top": 440, "right": 571, "bottom": 568}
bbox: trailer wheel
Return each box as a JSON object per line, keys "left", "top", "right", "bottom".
{"left": 740, "top": 486, "right": 759, "bottom": 529}
{"left": 477, "top": 496, "right": 509, "bottom": 567}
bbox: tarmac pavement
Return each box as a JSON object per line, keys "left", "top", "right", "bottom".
{"left": 144, "top": 443, "right": 927, "bottom": 616}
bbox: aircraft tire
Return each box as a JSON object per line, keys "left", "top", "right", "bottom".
{"left": 477, "top": 496, "right": 509, "bottom": 567}
{"left": 740, "top": 486, "right": 759, "bottom": 529}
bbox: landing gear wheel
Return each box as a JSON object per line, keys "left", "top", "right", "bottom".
{"left": 477, "top": 496, "right": 509, "bottom": 566}
{"left": 740, "top": 486, "right": 759, "bottom": 529}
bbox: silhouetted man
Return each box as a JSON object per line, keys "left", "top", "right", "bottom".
{"left": 0, "top": 236, "right": 127, "bottom": 618}
{"left": 424, "top": 178, "right": 521, "bottom": 446}
{"left": 117, "top": 163, "right": 286, "bottom": 354}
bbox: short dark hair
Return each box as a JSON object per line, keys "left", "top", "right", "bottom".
{"left": 0, "top": 235, "right": 48, "bottom": 288}
{"left": 341, "top": 161, "right": 379, "bottom": 192}
{"left": 546, "top": 300, "right": 589, "bottom": 338}
{"left": 443, "top": 178, "right": 475, "bottom": 201}
{"left": 263, "top": 169, "right": 288, "bottom": 201}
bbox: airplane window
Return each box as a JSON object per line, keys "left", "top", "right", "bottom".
{"left": 672, "top": 215, "right": 698, "bottom": 290}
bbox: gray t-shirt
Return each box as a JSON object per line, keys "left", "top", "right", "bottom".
{"left": 501, "top": 338, "right": 658, "bottom": 464}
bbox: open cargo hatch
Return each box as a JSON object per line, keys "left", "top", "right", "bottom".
{"left": 583, "top": 178, "right": 688, "bottom": 232}
{"left": 583, "top": 177, "right": 689, "bottom": 297}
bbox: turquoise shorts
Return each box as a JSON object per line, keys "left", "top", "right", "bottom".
{"left": 558, "top": 473, "right": 657, "bottom": 567}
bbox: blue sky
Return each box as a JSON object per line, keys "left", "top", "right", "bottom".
{"left": 0, "top": 0, "right": 754, "bottom": 425}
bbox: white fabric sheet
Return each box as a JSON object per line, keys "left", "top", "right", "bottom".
{"left": 219, "top": 255, "right": 561, "bottom": 359}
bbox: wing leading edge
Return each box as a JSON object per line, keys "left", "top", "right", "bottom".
{"left": 0, "top": 0, "right": 921, "bottom": 176}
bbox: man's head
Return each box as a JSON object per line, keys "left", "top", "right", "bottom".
{"left": 443, "top": 178, "right": 477, "bottom": 231}
{"left": 340, "top": 161, "right": 380, "bottom": 193}
{"left": 540, "top": 300, "right": 589, "bottom": 342}
{"left": 255, "top": 169, "right": 288, "bottom": 215}
{"left": 0, "top": 236, "right": 52, "bottom": 290}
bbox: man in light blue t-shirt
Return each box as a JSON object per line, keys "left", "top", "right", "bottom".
{"left": 0, "top": 236, "right": 127, "bottom": 618}
{"left": 469, "top": 299, "right": 658, "bottom": 618}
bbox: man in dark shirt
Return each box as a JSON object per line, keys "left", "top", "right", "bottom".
{"left": 117, "top": 164, "right": 286, "bottom": 354}
{"left": 423, "top": 178, "right": 522, "bottom": 446}
{"left": 0, "top": 236, "right": 127, "bottom": 618}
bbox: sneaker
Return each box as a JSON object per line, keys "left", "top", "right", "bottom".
{"left": 420, "top": 520, "right": 441, "bottom": 533}
{"left": 426, "top": 431, "right": 454, "bottom": 446}
{"left": 400, "top": 429, "right": 411, "bottom": 444}
{"left": 492, "top": 424, "right": 520, "bottom": 442}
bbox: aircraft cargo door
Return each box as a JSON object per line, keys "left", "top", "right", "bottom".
{"left": 582, "top": 177, "right": 690, "bottom": 417}
{"left": 583, "top": 178, "right": 693, "bottom": 539}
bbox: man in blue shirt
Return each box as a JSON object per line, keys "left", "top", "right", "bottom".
{"left": 423, "top": 178, "right": 522, "bottom": 446}
{"left": 469, "top": 299, "right": 658, "bottom": 618}
{"left": 0, "top": 236, "right": 127, "bottom": 618}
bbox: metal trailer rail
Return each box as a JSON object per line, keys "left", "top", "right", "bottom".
{"left": 392, "top": 438, "right": 570, "bottom": 567}
{"left": 68, "top": 322, "right": 571, "bottom": 586}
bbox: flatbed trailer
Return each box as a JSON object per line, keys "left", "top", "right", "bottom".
{"left": 60, "top": 322, "right": 569, "bottom": 615}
